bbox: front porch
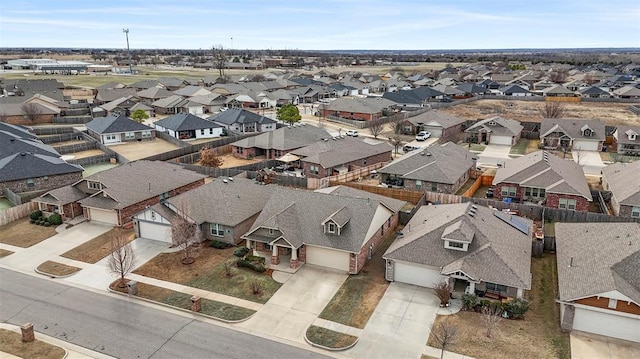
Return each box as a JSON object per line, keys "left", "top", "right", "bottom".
{"left": 450, "top": 277, "right": 523, "bottom": 301}
{"left": 246, "top": 239, "right": 303, "bottom": 274}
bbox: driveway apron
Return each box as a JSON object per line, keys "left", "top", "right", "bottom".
{"left": 478, "top": 144, "right": 512, "bottom": 166}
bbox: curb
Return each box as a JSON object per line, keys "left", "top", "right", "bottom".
{"left": 107, "top": 287, "right": 256, "bottom": 324}
{"left": 34, "top": 266, "right": 80, "bottom": 279}
{"left": 0, "top": 323, "right": 69, "bottom": 359}
{"left": 303, "top": 325, "right": 359, "bottom": 352}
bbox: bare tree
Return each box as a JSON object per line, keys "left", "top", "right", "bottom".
{"left": 388, "top": 117, "right": 405, "bottom": 135}
{"left": 549, "top": 69, "right": 568, "bottom": 83}
{"left": 199, "top": 146, "right": 224, "bottom": 167}
{"left": 481, "top": 305, "right": 503, "bottom": 338}
{"left": 368, "top": 120, "right": 384, "bottom": 139}
{"left": 171, "top": 206, "right": 202, "bottom": 265}
{"left": 211, "top": 45, "right": 226, "bottom": 78}
{"left": 540, "top": 101, "right": 566, "bottom": 119}
{"left": 430, "top": 319, "right": 459, "bottom": 359}
{"left": 21, "top": 103, "right": 43, "bottom": 122}
{"left": 433, "top": 281, "right": 453, "bottom": 307}
{"left": 572, "top": 146, "right": 587, "bottom": 166}
{"left": 389, "top": 134, "right": 404, "bottom": 155}
{"left": 108, "top": 229, "right": 137, "bottom": 288}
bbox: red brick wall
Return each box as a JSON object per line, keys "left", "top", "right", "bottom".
{"left": 545, "top": 193, "right": 590, "bottom": 212}
{"left": 492, "top": 182, "right": 526, "bottom": 202}
{"left": 232, "top": 146, "right": 257, "bottom": 159}
{"left": 0, "top": 114, "right": 55, "bottom": 125}
{"left": 117, "top": 178, "right": 205, "bottom": 226}
{"left": 320, "top": 109, "right": 379, "bottom": 121}
{"left": 301, "top": 151, "right": 392, "bottom": 179}
{"left": 62, "top": 202, "right": 83, "bottom": 219}
{"left": 1, "top": 172, "right": 82, "bottom": 194}
{"left": 349, "top": 212, "right": 398, "bottom": 274}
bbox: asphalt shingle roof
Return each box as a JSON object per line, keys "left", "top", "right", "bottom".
{"left": 208, "top": 108, "right": 275, "bottom": 126}
{"left": 314, "top": 185, "right": 407, "bottom": 213}
{"left": 0, "top": 131, "right": 59, "bottom": 158}
{"left": 540, "top": 118, "right": 606, "bottom": 142}
{"left": 291, "top": 137, "right": 392, "bottom": 168}
{"left": 231, "top": 125, "right": 330, "bottom": 151}
{"left": 0, "top": 152, "right": 82, "bottom": 182}
{"left": 602, "top": 161, "right": 640, "bottom": 206}
{"left": 405, "top": 110, "right": 466, "bottom": 128}
{"left": 155, "top": 113, "right": 221, "bottom": 132}
{"left": 86, "top": 114, "right": 153, "bottom": 134}
{"left": 466, "top": 116, "right": 523, "bottom": 137}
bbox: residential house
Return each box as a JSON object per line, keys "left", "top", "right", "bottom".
{"left": 0, "top": 122, "right": 37, "bottom": 140}
{"left": 173, "top": 85, "right": 212, "bottom": 98}
{"left": 34, "top": 161, "right": 206, "bottom": 226}
{"left": 456, "top": 83, "right": 488, "bottom": 97}
{"left": 382, "top": 91, "right": 424, "bottom": 108}
{"left": 154, "top": 113, "right": 223, "bottom": 140}
{"left": 290, "top": 136, "right": 392, "bottom": 179}
{"left": 465, "top": 116, "right": 523, "bottom": 146}
{"left": 98, "top": 96, "right": 140, "bottom": 116}
{"left": 0, "top": 94, "right": 62, "bottom": 125}
{"left": 95, "top": 87, "right": 137, "bottom": 105}
{"left": 541, "top": 85, "right": 578, "bottom": 97}
{"left": 613, "top": 85, "right": 640, "bottom": 99}
{"left": 86, "top": 114, "right": 155, "bottom": 145}
{"left": 601, "top": 161, "right": 640, "bottom": 218}
{"left": 189, "top": 93, "right": 227, "bottom": 114}
{"left": 136, "top": 87, "right": 173, "bottom": 105}
{"left": 579, "top": 86, "right": 611, "bottom": 98}
{"left": 243, "top": 186, "right": 405, "bottom": 272}
{"left": 378, "top": 142, "right": 475, "bottom": 194}
{"left": 556, "top": 222, "right": 640, "bottom": 343}
{"left": 383, "top": 202, "right": 532, "bottom": 299}
{"left": 399, "top": 110, "right": 466, "bottom": 139}
{"left": 498, "top": 84, "right": 532, "bottom": 97}
{"left": 492, "top": 151, "right": 592, "bottom": 211}
{"left": 612, "top": 125, "right": 640, "bottom": 155}
{"left": 151, "top": 95, "right": 203, "bottom": 115}
{"left": 208, "top": 108, "right": 276, "bottom": 134}
{"left": 231, "top": 124, "right": 330, "bottom": 159}
{"left": 320, "top": 97, "right": 396, "bottom": 121}
{"left": 540, "top": 118, "right": 606, "bottom": 151}
{"left": 132, "top": 177, "right": 275, "bottom": 244}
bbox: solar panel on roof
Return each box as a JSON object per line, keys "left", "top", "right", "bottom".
{"left": 493, "top": 211, "right": 530, "bottom": 235}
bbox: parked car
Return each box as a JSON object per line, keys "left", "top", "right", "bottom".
{"left": 416, "top": 131, "right": 431, "bottom": 141}
{"left": 403, "top": 145, "right": 420, "bottom": 153}
{"left": 346, "top": 130, "right": 359, "bottom": 137}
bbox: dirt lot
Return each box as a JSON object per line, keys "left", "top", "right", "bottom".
{"left": 441, "top": 99, "right": 638, "bottom": 125}
{"left": 196, "top": 154, "right": 263, "bottom": 169}
{"left": 110, "top": 138, "right": 179, "bottom": 161}
{"left": 67, "top": 149, "right": 104, "bottom": 159}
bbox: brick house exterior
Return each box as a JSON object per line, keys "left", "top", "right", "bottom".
{"left": 401, "top": 171, "right": 469, "bottom": 194}
{"left": 493, "top": 182, "right": 590, "bottom": 211}
{"left": 0, "top": 113, "right": 56, "bottom": 125}
{"left": 300, "top": 151, "right": 391, "bottom": 179}
{"left": 348, "top": 212, "right": 398, "bottom": 273}
{"left": 201, "top": 212, "right": 260, "bottom": 245}
{"left": 324, "top": 109, "right": 382, "bottom": 121}
{"left": 1, "top": 172, "right": 82, "bottom": 196}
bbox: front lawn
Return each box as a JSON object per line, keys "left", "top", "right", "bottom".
{"left": 0, "top": 328, "right": 66, "bottom": 359}
{"left": 134, "top": 247, "right": 281, "bottom": 304}
{"left": 427, "top": 254, "right": 570, "bottom": 359}
{"left": 61, "top": 228, "right": 134, "bottom": 263}
{"left": 0, "top": 248, "right": 14, "bottom": 257}
{"left": 0, "top": 218, "right": 58, "bottom": 248}
{"left": 306, "top": 325, "right": 358, "bottom": 349}
{"left": 319, "top": 232, "right": 396, "bottom": 328}
{"left": 36, "top": 261, "right": 81, "bottom": 277}
{"left": 510, "top": 139, "right": 530, "bottom": 155}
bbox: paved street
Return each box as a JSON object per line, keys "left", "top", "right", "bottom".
{"left": 0, "top": 268, "right": 332, "bottom": 359}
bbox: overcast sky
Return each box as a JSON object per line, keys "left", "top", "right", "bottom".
{"left": 1, "top": 0, "right": 638, "bottom": 50}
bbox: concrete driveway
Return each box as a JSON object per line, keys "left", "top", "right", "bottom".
{"left": 478, "top": 144, "right": 512, "bottom": 167}
{"left": 571, "top": 331, "right": 640, "bottom": 359}
{"left": 345, "top": 282, "right": 440, "bottom": 359}
{"left": 236, "top": 265, "right": 347, "bottom": 344}
{"left": 573, "top": 150, "right": 605, "bottom": 176}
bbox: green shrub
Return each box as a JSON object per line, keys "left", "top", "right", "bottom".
{"left": 233, "top": 247, "right": 250, "bottom": 258}
{"left": 245, "top": 255, "right": 266, "bottom": 265}
{"left": 48, "top": 213, "right": 63, "bottom": 225}
{"left": 30, "top": 219, "right": 36, "bottom": 224}
{"left": 30, "top": 210, "right": 42, "bottom": 221}
{"left": 44, "top": 222, "right": 51, "bottom": 227}
{"left": 480, "top": 299, "right": 491, "bottom": 308}
{"left": 237, "top": 259, "right": 266, "bottom": 273}
{"left": 505, "top": 298, "right": 530, "bottom": 319}
{"left": 38, "top": 216, "right": 44, "bottom": 221}
{"left": 461, "top": 293, "right": 479, "bottom": 310}
{"left": 210, "top": 239, "right": 232, "bottom": 249}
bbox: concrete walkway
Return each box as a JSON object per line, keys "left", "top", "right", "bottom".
{"left": 478, "top": 144, "right": 512, "bottom": 167}
{"left": 571, "top": 331, "right": 640, "bottom": 359}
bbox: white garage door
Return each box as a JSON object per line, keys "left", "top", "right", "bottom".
{"left": 305, "top": 246, "right": 350, "bottom": 272}
{"left": 573, "top": 307, "right": 640, "bottom": 343}
{"left": 139, "top": 221, "right": 172, "bottom": 243}
{"left": 393, "top": 262, "right": 448, "bottom": 288}
{"left": 490, "top": 135, "right": 513, "bottom": 145}
{"left": 424, "top": 126, "right": 442, "bottom": 138}
{"left": 89, "top": 208, "right": 118, "bottom": 225}
{"left": 573, "top": 140, "right": 599, "bottom": 151}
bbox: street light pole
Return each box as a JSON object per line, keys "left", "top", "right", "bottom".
{"left": 123, "top": 28, "right": 132, "bottom": 74}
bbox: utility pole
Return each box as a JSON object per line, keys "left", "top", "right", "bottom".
{"left": 122, "top": 28, "right": 132, "bottom": 74}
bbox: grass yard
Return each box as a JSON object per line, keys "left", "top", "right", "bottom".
{"left": 134, "top": 245, "right": 281, "bottom": 304}
{"left": 319, "top": 232, "right": 396, "bottom": 328}
{"left": 0, "top": 328, "right": 66, "bottom": 359}
{"left": 82, "top": 163, "right": 119, "bottom": 177}
{"left": 510, "top": 139, "right": 541, "bottom": 155}
{"left": 36, "top": 260, "right": 81, "bottom": 277}
{"left": 110, "top": 281, "right": 255, "bottom": 321}
{"left": 306, "top": 325, "right": 358, "bottom": 349}
{"left": 61, "top": 228, "right": 134, "bottom": 263}
{"left": 0, "top": 218, "right": 58, "bottom": 248}
{"left": 0, "top": 248, "right": 14, "bottom": 257}
{"left": 0, "top": 197, "right": 14, "bottom": 210}
{"left": 427, "top": 254, "right": 570, "bottom": 359}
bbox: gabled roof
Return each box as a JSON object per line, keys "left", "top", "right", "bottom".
{"left": 542, "top": 85, "right": 575, "bottom": 95}
{"left": 456, "top": 83, "right": 487, "bottom": 94}
{"left": 412, "top": 86, "right": 445, "bottom": 100}
{"left": 314, "top": 185, "right": 407, "bottom": 213}
{"left": 130, "top": 79, "right": 161, "bottom": 89}
{"left": 136, "top": 86, "right": 173, "bottom": 99}
{"left": 150, "top": 95, "right": 189, "bottom": 109}
{"left": 0, "top": 122, "right": 37, "bottom": 140}
{"left": 326, "top": 97, "right": 396, "bottom": 114}
{"left": 155, "top": 113, "right": 221, "bottom": 131}
{"left": 384, "top": 203, "right": 532, "bottom": 289}
{"left": 0, "top": 131, "right": 59, "bottom": 158}
{"left": 498, "top": 84, "right": 531, "bottom": 94}
{"left": 188, "top": 93, "right": 224, "bottom": 106}
{"left": 290, "top": 137, "right": 391, "bottom": 168}
{"left": 614, "top": 124, "right": 640, "bottom": 145}
{"left": 493, "top": 151, "right": 592, "bottom": 200}
{"left": 540, "top": 118, "right": 606, "bottom": 141}
{"left": 556, "top": 222, "right": 640, "bottom": 303}
{"left": 208, "top": 108, "right": 275, "bottom": 126}
{"left": 405, "top": 110, "right": 466, "bottom": 128}
{"left": 0, "top": 152, "right": 82, "bottom": 182}
{"left": 378, "top": 142, "right": 475, "bottom": 185}
{"left": 166, "top": 177, "right": 275, "bottom": 226}
{"left": 466, "top": 116, "right": 523, "bottom": 136}
{"left": 579, "top": 86, "right": 610, "bottom": 96}
{"left": 96, "top": 88, "right": 137, "bottom": 102}
{"left": 173, "top": 86, "right": 212, "bottom": 97}
{"left": 86, "top": 114, "right": 152, "bottom": 134}
{"left": 37, "top": 185, "right": 87, "bottom": 205}
{"left": 231, "top": 125, "right": 330, "bottom": 151}
{"left": 602, "top": 161, "right": 640, "bottom": 206}
{"left": 244, "top": 187, "right": 394, "bottom": 252}
{"left": 100, "top": 96, "right": 138, "bottom": 112}
{"left": 382, "top": 90, "right": 423, "bottom": 105}
{"left": 78, "top": 160, "right": 206, "bottom": 210}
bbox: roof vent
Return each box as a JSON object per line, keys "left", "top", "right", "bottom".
{"left": 467, "top": 212, "right": 475, "bottom": 217}
{"left": 20, "top": 152, "right": 27, "bottom": 156}
{"left": 222, "top": 179, "right": 228, "bottom": 183}
{"left": 471, "top": 204, "right": 478, "bottom": 210}
{"left": 228, "top": 177, "right": 234, "bottom": 181}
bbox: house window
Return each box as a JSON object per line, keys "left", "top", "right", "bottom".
{"left": 211, "top": 223, "right": 224, "bottom": 237}
{"left": 105, "top": 134, "right": 117, "bottom": 141}
{"left": 88, "top": 181, "right": 101, "bottom": 190}
{"left": 558, "top": 198, "right": 577, "bottom": 210}
{"left": 447, "top": 241, "right": 464, "bottom": 249}
{"left": 236, "top": 147, "right": 243, "bottom": 154}
{"left": 125, "top": 132, "right": 135, "bottom": 140}
{"left": 501, "top": 186, "right": 517, "bottom": 197}
{"left": 415, "top": 180, "right": 423, "bottom": 190}
{"left": 387, "top": 217, "right": 391, "bottom": 228}
{"left": 26, "top": 178, "right": 35, "bottom": 187}
{"left": 327, "top": 223, "right": 336, "bottom": 234}
{"left": 142, "top": 130, "right": 152, "bottom": 138}
{"left": 629, "top": 134, "right": 637, "bottom": 141}
{"left": 488, "top": 121, "right": 496, "bottom": 126}
{"left": 263, "top": 243, "right": 272, "bottom": 250}
{"left": 485, "top": 282, "right": 507, "bottom": 292}
{"left": 209, "top": 129, "right": 213, "bottom": 134}
{"left": 268, "top": 228, "right": 274, "bottom": 235}
{"left": 608, "top": 298, "right": 617, "bottom": 309}
{"left": 310, "top": 165, "right": 319, "bottom": 175}
{"left": 159, "top": 192, "right": 170, "bottom": 201}
{"left": 380, "top": 225, "right": 384, "bottom": 236}
{"left": 201, "top": 129, "right": 205, "bottom": 135}
{"left": 583, "top": 129, "right": 592, "bottom": 136}
{"left": 431, "top": 182, "right": 437, "bottom": 192}
{"left": 524, "top": 187, "right": 545, "bottom": 198}
{"left": 631, "top": 206, "right": 640, "bottom": 218}
{"left": 150, "top": 211, "right": 156, "bottom": 220}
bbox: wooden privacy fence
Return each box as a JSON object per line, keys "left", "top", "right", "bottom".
{"left": 330, "top": 182, "right": 425, "bottom": 205}
{"left": 545, "top": 96, "right": 581, "bottom": 103}
{"left": 0, "top": 202, "right": 38, "bottom": 226}
{"left": 461, "top": 176, "right": 483, "bottom": 198}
